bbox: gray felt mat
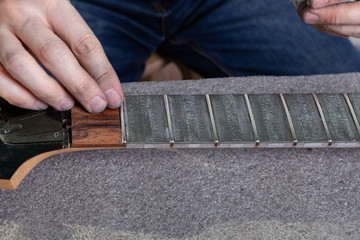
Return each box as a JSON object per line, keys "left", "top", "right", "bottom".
{"left": 1, "top": 73, "right": 360, "bottom": 239}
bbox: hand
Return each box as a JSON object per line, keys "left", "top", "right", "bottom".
{"left": 298, "top": 0, "right": 360, "bottom": 38}
{"left": 0, "top": 0, "right": 123, "bottom": 113}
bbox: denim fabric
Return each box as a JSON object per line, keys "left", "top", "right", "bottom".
{"left": 71, "top": 0, "right": 360, "bottom": 82}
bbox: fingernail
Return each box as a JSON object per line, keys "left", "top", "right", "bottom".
{"left": 313, "top": 0, "right": 327, "bottom": 8}
{"left": 304, "top": 12, "right": 319, "bottom": 24}
{"left": 90, "top": 96, "right": 107, "bottom": 113}
{"left": 105, "top": 88, "right": 122, "bottom": 109}
{"left": 60, "top": 98, "right": 74, "bottom": 111}
{"left": 35, "top": 100, "right": 48, "bottom": 110}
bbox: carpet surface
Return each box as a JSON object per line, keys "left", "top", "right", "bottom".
{"left": 1, "top": 73, "right": 360, "bottom": 239}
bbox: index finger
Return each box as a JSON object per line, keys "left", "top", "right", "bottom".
{"left": 49, "top": 2, "right": 123, "bottom": 109}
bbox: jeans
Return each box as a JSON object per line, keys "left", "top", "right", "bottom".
{"left": 71, "top": 0, "right": 360, "bottom": 82}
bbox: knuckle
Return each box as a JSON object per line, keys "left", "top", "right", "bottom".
{"left": 329, "top": 13, "right": 339, "bottom": 25}
{"left": 73, "top": 80, "right": 93, "bottom": 96}
{"left": 5, "top": 94, "right": 28, "bottom": 108}
{"left": 2, "top": 51, "right": 25, "bottom": 73}
{"left": 35, "top": 89, "right": 56, "bottom": 102}
{"left": 21, "top": 17, "right": 37, "bottom": 31}
{"left": 93, "top": 68, "right": 114, "bottom": 85}
{"left": 328, "top": 8, "right": 345, "bottom": 25}
{"left": 38, "top": 38, "right": 63, "bottom": 61}
{"left": 73, "top": 35, "right": 100, "bottom": 57}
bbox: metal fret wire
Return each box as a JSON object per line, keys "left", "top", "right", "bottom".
{"left": 244, "top": 94, "right": 260, "bottom": 145}
{"left": 205, "top": 95, "right": 219, "bottom": 146}
{"left": 312, "top": 93, "right": 332, "bottom": 145}
{"left": 163, "top": 95, "right": 175, "bottom": 145}
{"left": 120, "top": 98, "right": 127, "bottom": 145}
{"left": 280, "top": 94, "right": 298, "bottom": 145}
{"left": 344, "top": 93, "right": 360, "bottom": 137}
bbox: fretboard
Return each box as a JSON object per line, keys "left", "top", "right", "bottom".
{"left": 71, "top": 93, "right": 360, "bottom": 148}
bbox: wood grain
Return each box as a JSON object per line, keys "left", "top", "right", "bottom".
{"left": 71, "top": 105, "right": 123, "bottom": 148}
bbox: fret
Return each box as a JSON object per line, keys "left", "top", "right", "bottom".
{"left": 210, "top": 94, "right": 254, "bottom": 147}
{"left": 205, "top": 95, "right": 219, "bottom": 146}
{"left": 280, "top": 94, "right": 298, "bottom": 146}
{"left": 163, "top": 95, "right": 175, "bottom": 145}
{"left": 244, "top": 94, "right": 260, "bottom": 146}
{"left": 120, "top": 99, "right": 127, "bottom": 145}
{"left": 247, "top": 94, "right": 292, "bottom": 147}
{"left": 124, "top": 95, "right": 169, "bottom": 146}
{"left": 284, "top": 94, "right": 327, "bottom": 147}
{"left": 167, "top": 95, "right": 214, "bottom": 146}
{"left": 317, "top": 94, "right": 359, "bottom": 147}
{"left": 313, "top": 93, "right": 332, "bottom": 145}
{"left": 347, "top": 94, "right": 360, "bottom": 137}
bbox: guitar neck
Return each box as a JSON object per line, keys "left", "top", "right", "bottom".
{"left": 2, "top": 93, "right": 360, "bottom": 189}
{"left": 71, "top": 93, "right": 360, "bottom": 148}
